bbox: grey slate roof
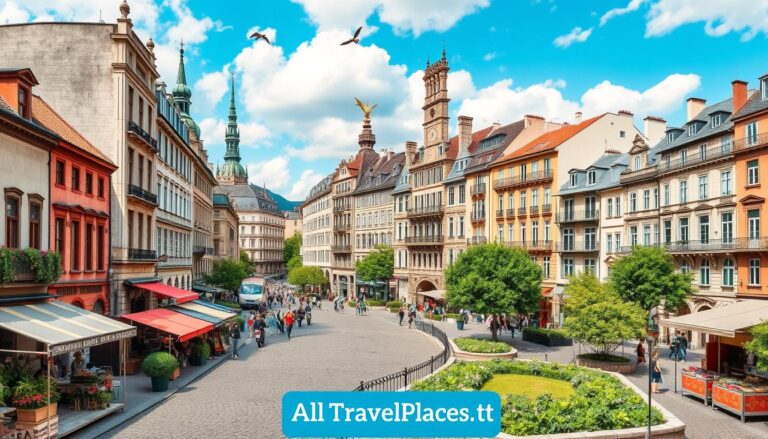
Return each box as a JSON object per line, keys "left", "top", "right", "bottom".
{"left": 733, "top": 88, "right": 768, "bottom": 120}
{"left": 559, "top": 153, "right": 628, "bottom": 195}
{"left": 214, "top": 183, "right": 281, "bottom": 214}
{"left": 304, "top": 172, "right": 334, "bottom": 204}
{"left": 651, "top": 96, "right": 738, "bottom": 158}
{"left": 445, "top": 121, "right": 525, "bottom": 184}
{"left": 212, "top": 193, "right": 230, "bottom": 206}
{"left": 353, "top": 152, "right": 405, "bottom": 195}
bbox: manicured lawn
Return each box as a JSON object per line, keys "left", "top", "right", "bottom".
{"left": 481, "top": 374, "right": 575, "bottom": 400}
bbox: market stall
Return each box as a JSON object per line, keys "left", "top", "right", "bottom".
{"left": 0, "top": 300, "right": 136, "bottom": 438}
{"left": 712, "top": 377, "right": 768, "bottom": 422}
{"left": 680, "top": 367, "right": 722, "bottom": 405}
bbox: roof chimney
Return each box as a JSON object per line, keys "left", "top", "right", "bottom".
{"left": 405, "top": 141, "right": 417, "bottom": 166}
{"left": 458, "top": 115, "right": 473, "bottom": 156}
{"left": 686, "top": 97, "right": 706, "bottom": 122}
{"left": 732, "top": 80, "right": 748, "bottom": 113}
{"left": 524, "top": 114, "right": 545, "bottom": 129}
{"left": 643, "top": 116, "right": 667, "bottom": 146}
{"left": 618, "top": 110, "right": 634, "bottom": 118}
{"left": 574, "top": 111, "right": 582, "bottom": 124}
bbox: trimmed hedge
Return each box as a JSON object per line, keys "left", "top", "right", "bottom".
{"left": 389, "top": 305, "right": 401, "bottom": 313}
{"left": 578, "top": 353, "right": 630, "bottom": 363}
{"left": 412, "top": 359, "right": 664, "bottom": 435}
{"left": 366, "top": 299, "right": 386, "bottom": 306}
{"left": 445, "top": 313, "right": 463, "bottom": 320}
{"left": 454, "top": 337, "right": 512, "bottom": 353}
{"left": 522, "top": 327, "right": 573, "bottom": 347}
{"left": 386, "top": 301, "right": 403, "bottom": 308}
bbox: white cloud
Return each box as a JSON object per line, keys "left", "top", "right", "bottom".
{"left": 645, "top": 0, "right": 768, "bottom": 41}
{"left": 198, "top": 117, "right": 271, "bottom": 148}
{"left": 0, "top": 0, "right": 161, "bottom": 32}
{"left": 580, "top": 73, "right": 701, "bottom": 116}
{"left": 0, "top": 1, "right": 29, "bottom": 24}
{"left": 482, "top": 51, "right": 497, "bottom": 61}
{"left": 291, "top": 0, "right": 489, "bottom": 36}
{"left": 247, "top": 156, "right": 291, "bottom": 190}
{"left": 553, "top": 26, "right": 593, "bottom": 48}
{"left": 288, "top": 170, "right": 324, "bottom": 199}
{"left": 194, "top": 67, "right": 230, "bottom": 108}
{"left": 600, "top": 0, "right": 647, "bottom": 26}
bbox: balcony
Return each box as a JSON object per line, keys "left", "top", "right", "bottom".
{"left": 471, "top": 210, "right": 486, "bottom": 222}
{"left": 557, "top": 241, "right": 600, "bottom": 252}
{"left": 517, "top": 207, "right": 527, "bottom": 217}
{"left": 470, "top": 184, "right": 486, "bottom": 197}
{"left": 494, "top": 170, "right": 553, "bottom": 191}
{"left": 331, "top": 245, "right": 352, "bottom": 253}
{"left": 734, "top": 132, "right": 768, "bottom": 153}
{"left": 158, "top": 256, "right": 193, "bottom": 266}
{"left": 529, "top": 205, "right": 539, "bottom": 215}
{"left": 127, "top": 184, "right": 158, "bottom": 206}
{"left": 406, "top": 205, "right": 444, "bottom": 219}
{"left": 555, "top": 210, "right": 599, "bottom": 223}
{"left": 507, "top": 240, "right": 553, "bottom": 252}
{"left": 128, "top": 248, "right": 157, "bottom": 261}
{"left": 541, "top": 204, "right": 552, "bottom": 215}
{"left": 668, "top": 237, "right": 768, "bottom": 253}
{"left": 467, "top": 236, "right": 487, "bottom": 246}
{"left": 157, "top": 209, "right": 191, "bottom": 228}
{"left": 405, "top": 236, "right": 444, "bottom": 246}
{"left": 332, "top": 260, "right": 354, "bottom": 269}
{"left": 657, "top": 144, "right": 733, "bottom": 176}
{"left": 495, "top": 209, "right": 504, "bottom": 219}
{"left": 506, "top": 208, "right": 515, "bottom": 218}
{"left": 334, "top": 223, "right": 352, "bottom": 232}
{"left": 127, "top": 121, "right": 158, "bottom": 151}
{"left": 333, "top": 204, "right": 351, "bottom": 213}
{"left": 0, "top": 249, "right": 62, "bottom": 284}
{"left": 620, "top": 166, "right": 657, "bottom": 184}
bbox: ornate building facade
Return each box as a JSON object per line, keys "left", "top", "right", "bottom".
{"left": 301, "top": 174, "right": 334, "bottom": 284}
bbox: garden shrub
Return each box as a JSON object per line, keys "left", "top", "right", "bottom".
{"left": 454, "top": 337, "right": 511, "bottom": 353}
{"left": 386, "top": 301, "right": 403, "bottom": 308}
{"left": 366, "top": 300, "right": 386, "bottom": 306}
{"left": 142, "top": 352, "right": 179, "bottom": 378}
{"left": 412, "top": 359, "right": 664, "bottom": 435}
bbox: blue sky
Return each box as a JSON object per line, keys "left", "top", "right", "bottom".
{"left": 2, "top": 0, "right": 768, "bottom": 200}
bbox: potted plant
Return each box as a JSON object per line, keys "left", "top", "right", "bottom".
{"left": 189, "top": 341, "right": 211, "bottom": 366}
{"left": 12, "top": 379, "right": 60, "bottom": 423}
{"left": 141, "top": 351, "right": 178, "bottom": 392}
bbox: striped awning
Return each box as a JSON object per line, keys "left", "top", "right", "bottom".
{"left": 172, "top": 300, "right": 237, "bottom": 328}
{"left": 121, "top": 308, "right": 213, "bottom": 342}
{"left": 0, "top": 301, "right": 136, "bottom": 355}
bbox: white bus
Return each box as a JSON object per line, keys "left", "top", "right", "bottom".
{"left": 239, "top": 276, "right": 265, "bottom": 309}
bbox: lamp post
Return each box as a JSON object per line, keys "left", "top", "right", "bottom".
{"left": 646, "top": 335, "right": 654, "bottom": 439}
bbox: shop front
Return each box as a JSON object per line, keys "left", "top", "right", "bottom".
{"left": 0, "top": 300, "right": 136, "bottom": 438}
{"left": 661, "top": 299, "right": 768, "bottom": 421}
{"left": 355, "top": 280, "right": 389, "bottom": 302}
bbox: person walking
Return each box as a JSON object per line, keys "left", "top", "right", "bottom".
{"left": 408, "top": 308, "right": 415, "bottom": 328}
{"left": 669, "top": 331, "right": 680, "bottom": 361}
{"left": 679, "top": 333, "right": 688, "bottom": 362}
{"left": 247, "top": 311, "right": 256, "bottom": 338}
{"left": 398, "top": 306, "right": 405, "bottom": 326}
{"left": 651, "top": 350, "right": 662, "bottom": 393}
{"left": 636, "top": 341, "right": 646, "bottom": 365}
{"left": 284, "top": 309, "right": 295, "bottom": 340}
{"left": 276, "top": 309, "right": 285, "bottom": 334}
{"left": 230, "top": 324, "right": 241, "bottom": 359}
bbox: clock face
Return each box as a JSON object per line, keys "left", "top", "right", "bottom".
{"left": 428, "top": 127, "right": 438, "bottom": 142}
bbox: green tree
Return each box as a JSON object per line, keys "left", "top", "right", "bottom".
{"left": 563, "top": 272, "right": 646, "bottom": 359}
{"left": 746, "top": 322, "right": 768, "bottom": 372}
{"left": 206, "top": 259, "right": 247, "bottom": 293}
{"left": 446, "top": 244, "right": 542, "bottom": 340}
{"left": 355, "top": 245, "right": 394, "bottom": 283}
{"left": 239, "top": 250, "right": 253, "bottom": 275}
{"left": 608, "top": 246, "right": 692, "bottom": 312}
{"left": 284, "top": 232, "right": 302, "bottom": 265}
{"left": 287, "top": 265, "right": 327, "bottom": 291}
{"left": 287, "top": 255, "right": 303, "bottom": 270}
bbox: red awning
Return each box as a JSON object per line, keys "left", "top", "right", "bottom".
{"left": 121, "top": 308, "right": 213, "bottom": 342}
{"left": 540, "top": 287, "right": 553, "bottom": 298}
{"left": 134, "top": 282, "right": 198, "bottom": 304}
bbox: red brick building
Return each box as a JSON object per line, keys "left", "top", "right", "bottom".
{"left": 33, "top": 95, "right": 117, "bottom": 314}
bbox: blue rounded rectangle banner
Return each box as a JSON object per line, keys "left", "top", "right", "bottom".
{"left": 282, "top": 391, "right": 501, "bottom": 438}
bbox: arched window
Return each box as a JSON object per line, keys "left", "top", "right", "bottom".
{"left": 699, "top": 260, "right": 710, "bottom": 286}
{"left": 722, "top": 258, "right": 735, "bottom": 287}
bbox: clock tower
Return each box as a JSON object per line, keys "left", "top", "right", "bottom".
{"left": 422, "top": 50, "right": 450, "bottom": 149}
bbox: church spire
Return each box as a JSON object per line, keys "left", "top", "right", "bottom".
{"left": 224, "top": 72, "right": 240, "bottom": 161}
{"left": 172, "top": 40, "right": 200, "bottom": 138}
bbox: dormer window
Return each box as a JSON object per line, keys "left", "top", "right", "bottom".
{"left": 570, "top": 174, "right": 577, "bottom": 187}
{"left": 687, "top": 124, "right": 697, "bottom": 136}
{"left": 711, "top": 114, "right": 722, "bottom": 128}
{"left": 17, "top": 87, "right": 28, "bottom": 119}
{"left": 668, "top": 133, "right": 675, "bottom": 143}
{"left": 587, "top": 170, "right": 596, "bottom": 185}
{"left": 762, "top": 78, "right": 768, "bottom": 100}
{"left": 634, "top": 156, "right": 641, "bottom": 171}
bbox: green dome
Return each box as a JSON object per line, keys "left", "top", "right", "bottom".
{"left": 218, "top": 161, "right": 248, "bottom": 181}
{"left": 172, "top": 82, "right": 192, "bottom": 100}
{"left": 181, "top": 113, "right": 200, "bottom": 138}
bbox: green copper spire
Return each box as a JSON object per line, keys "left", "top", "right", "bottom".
{"left": 217, "top": 72, "right": 248, "bottom": 185}
{"left": 172, "top": 41, "right": 200, "bottom": 138}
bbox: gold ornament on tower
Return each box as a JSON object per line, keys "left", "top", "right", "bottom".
{"left": 354, "top": 97, "right": 377, "bottom": 124}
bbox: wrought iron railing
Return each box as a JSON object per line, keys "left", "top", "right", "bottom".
{"left": 471, "top": 210, "right": 486, "bottom": 221}
{"left": 406, "top": 205, "right": 445, "bottom": 218}
{"left": 555, "top": 210, "right": 599, "bottom": 223}
{"left": 128, "top": 248, "right": 157, "bottom": 260}
{"left": 467, "top": 236, "right": 487, "bottom": 245}
{"left": 128, "top": 184, "right": 158, "bottom": 205}
{"left": 557, "top": 241, "right": 600, "bottom": 252}
{"left": 470, "top": 184, "right": 486, "bottom": 195}
{"left": 331, "top": 245, "right": 352, "bottom": 253}
{"left": 127, "top": 121, "right": 158, "bottom": 151}
{"left": 354, "top": 320, "right": 452, "bottom": 391}
{"left": 405, "top": 236, "right": 444, "bottom": 245}
{"left": 494, "top": 169, "right": 553, "bottom": 190}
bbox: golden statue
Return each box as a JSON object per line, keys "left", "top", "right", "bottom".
{"left": 354, "top": 97, "right": 377, "bottom": 123}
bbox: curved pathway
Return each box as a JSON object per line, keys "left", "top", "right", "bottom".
{"left": 92, "top": 305, "right": 441, "bottom": 438}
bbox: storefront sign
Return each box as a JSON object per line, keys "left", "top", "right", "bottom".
{"left": 50, "top": 329, "right": 137, "bottom": 355}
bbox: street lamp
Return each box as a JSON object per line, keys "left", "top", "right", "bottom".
{"left": 646, "top": 335, "right": 654, "bottom": 439}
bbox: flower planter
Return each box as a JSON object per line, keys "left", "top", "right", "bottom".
{"left": 712, "top": 383, "right": 768, "bottom": 422}
{"left": 576, "top": 356, "right": 637, "bottom": 374}
{"left": 150, "top": 376, "right": 169, "bottom": 392}
{"left": 16, "top": 402, "right": 57, "bottom": 423}
{"left": 681, "top": 371, "right": 717, "bottom": 406}
{"left": 449, "top": 339, "right": 517, "bottom": 361}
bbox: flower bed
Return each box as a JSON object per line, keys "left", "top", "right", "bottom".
{"left": 576, "top": 353, "right": 636, "bottom": 374}
{"left": 411, "top": 359, "right": 665, "bottom": 436}
{"left": 454, "top": 338, "right": 512, "bottom": 354}
{"left": 521, "top": 327, "right": 572, "bottom": 346}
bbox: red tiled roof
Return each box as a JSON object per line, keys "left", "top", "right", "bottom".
{"left": 0, "top": 95, "right": 14, "bottom": 114}
{"left": 31, "top": 95, "right": 115, "bottom": 166}
{"left": 446, "top": 126, "right": 494, "bottom": 159}
{"left": 496, "top": 114, "right": 604, "bottom": 163}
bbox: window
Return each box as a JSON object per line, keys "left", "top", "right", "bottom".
{"left": 29, "top": 201, "right": 40, "bottom": 249}
{"left": 56, "top": 161, "right": 65, "bottom": 186}
{"left": 698, "top": 175, "right": 708, "bottom": 200}
{"left": 98, "top": 178, "right": 105, "bottom": 198}
{"left": 663, "top": 220, "right": 672, "bottom": 244}
{"left": 763, "top": 78, "right": 768, "bottom": 100}
{"left": 562, "top": 258, "right": 574, "bottom": 277}
{"left": 663, "top": 184, "right": 670, "bottom": 206}
{"left": 587, "top": 170, "right": 596, "bottom": 185}
{"left": 85, "top": 173, "right": 93, "bottom": 195}
{"left": 634, "top": 156, "right": 641, "bottom": 171}
{"left": 138, "top": 96, "right": 144, "bottom": 129}
{"left": 653, "top": 188, "right": 659, "bottom": 208}
{"left": 630, "top": 226, "right": 638, "bottom": 246}
{"left": 680, "top": 149, "right": 688, "bottom": 165}
{"left": 711, "top": 114, "right": 722, "bottom": 128}
{"left": 721, "top": 136, "right": 732, "bottom": 153}
{"left": 615, "top": 196, "right": 621, "bottom": 215}
{"left": 679, "top": 181, "right": 688, "bottom": 203}
{"left": 699, "top": 215, "right": 709, "bottom": 244}
{"left": 562, "top": 228, "right": 574, "bottom": 250}
{"left": 55, "top": 218, "right": 64, "bottom": 255}
{"left": 688, "top": 124, "right": 697, "bottom": 136}
{"left": 722, "top": 258, "right": 734, "bottom": 287}
{"left": 607, "top": 198, "right": 613, "bottom": 217}
{"left": 721, "top": 171, "right": 732, "bottom": 195}
{"left": 607, "top": 234, "right": 613, "bottom": 252}
{"left": 699, "top": 144, "right": 707, "bottom": 161}
{"left": 544, "top": 158, "right": 551, "bottom": 173}
{"left": 585, "top": 259, "right": 596, "bottom": 274}
{"left": 721, "top": 213, "right": 733, "bottom": 243}
{"left": 570, "top": 174, "right": 577, "bottom": 187}
{"left": 71, "top": 220, "right": 80, "bottom": 271}
{"left": 668, "top": 133, "right": 675, "bottom": 144}
{"left": 5, "top": 195, "right": 19, "bottom": 248}
{"left": 620, "top": 130, "right": 626, "bottom": 138}
{"left": 643, "top": 190, "right": 650, "bottom": 210}
{"left": 750, "top": 258, "right": 761, "bottom": 286}
{"left": 679, "top": 218, "right": 689, "bottom": 243}
{"left": 747, "top": 122, "right": 758, "bottom": 146}
{"left": 85, "top": 223, "right": 93, "bottom": 271}
{"left": 700, "top": 260, "right": 710, "bottom": 286}
{"left": 543, "top": 256, "right": 551, "bottom": 279}
{"left": 458, "top": 185, "right": 465, "bottom": 204}
{"left": 748, "top": 160, "right": 759, "bottom": 185}
{"left": 448, "top": 187, "right": 455, "bottom": 205}
{"left": 643, "top": 225, "right": 651, "bottom": 245}
{"left": 748, "top": 209, "right": 760, "bottom": 240}
{"left": 629, "top": 193, "right": 637, "bottom": 212}
{"left": 71, "top": 167, "right": 81, "bottom": 191}
{"left": 544, "top": 187, "right": 551, "bottom": 206}
{"left": 544, "top": 221, "right": 550, "bottom": 241}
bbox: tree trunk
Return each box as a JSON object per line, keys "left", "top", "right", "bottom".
{"left": 491, "top": 327, "right": 498, "bottom": 341}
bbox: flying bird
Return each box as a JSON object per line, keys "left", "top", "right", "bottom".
{"left": 340, "top": 26, "right": 363, "bottom": 46}
{"left": 249, "top": 30, "right": 271, "bottom": 45}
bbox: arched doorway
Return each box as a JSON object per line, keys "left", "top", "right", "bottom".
{"left": 415, "top": 279, "right": 438, "bottom": 308}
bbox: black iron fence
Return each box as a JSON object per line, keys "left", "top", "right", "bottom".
{"left": 354, "top": 320, "right": 452, "bottom": 391}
